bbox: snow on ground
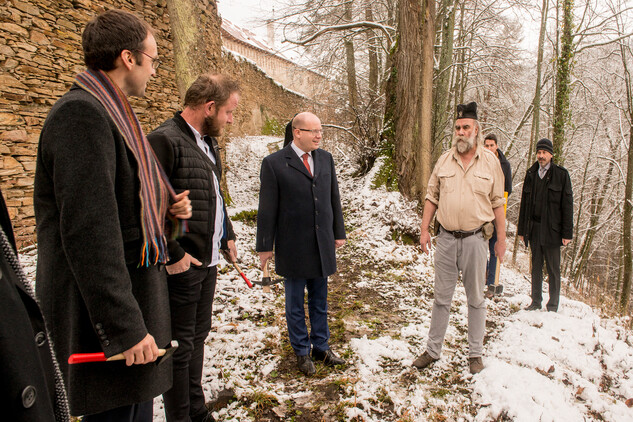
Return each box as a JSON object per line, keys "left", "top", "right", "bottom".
{"left": 20, "top": 135, "right": 633, "bottom": 421}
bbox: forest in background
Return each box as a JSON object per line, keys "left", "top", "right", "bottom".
{"left": 255, "top": 0, "right": 633, "bottom": 316}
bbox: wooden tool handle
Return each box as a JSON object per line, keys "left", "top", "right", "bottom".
{"left": 262, "top": 259, "right": 271, "bottom": 293}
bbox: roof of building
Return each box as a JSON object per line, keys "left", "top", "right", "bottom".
{"left": 220, "top": 19, "right": 324, "bottom": 78}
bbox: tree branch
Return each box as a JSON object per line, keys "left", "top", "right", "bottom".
{"left": 283, "top": 21, "right": 395, "bottom": 48}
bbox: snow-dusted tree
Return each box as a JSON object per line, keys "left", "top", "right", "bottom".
{"left": 278, "top": 0, "right": 396, "bottom": 175}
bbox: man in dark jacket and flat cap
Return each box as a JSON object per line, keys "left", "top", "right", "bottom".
{"left": 517, "top": 138, "right": 573, "bottom": 312}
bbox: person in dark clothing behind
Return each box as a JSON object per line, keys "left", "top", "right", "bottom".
{"left": 0, "top": 188, "right": 70, "bottom": 422}
{"left": 483, "top": 133, "right": 512, "bottom": 296}
{"left": 517, "top": 138, "right": 573, "bottom": 312}
{"left": 148, "top": 73, "right": 240, "bottom": 422}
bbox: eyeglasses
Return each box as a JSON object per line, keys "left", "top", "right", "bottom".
{"left": 297, "top": 128, "right": 324, "bottom": 136}
{"left": 135, "top": 50, "right": 161, "bottom": 70}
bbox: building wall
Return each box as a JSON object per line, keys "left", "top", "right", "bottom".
{"left": 0, "top": 0, "right": 308, "bottom": 247}
{"left": 222, "top": 37, "right": 331, "bottom": 99}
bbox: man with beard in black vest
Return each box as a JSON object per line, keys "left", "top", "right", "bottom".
{"left": 148, "top": 74, "right": 240, "bottom": 422}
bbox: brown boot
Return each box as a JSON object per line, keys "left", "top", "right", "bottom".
{"left": 412, "top": 351, "right": 438, "bottom": 370}
{"left": 469, "top": 357, "right": 484, "bottom": 374}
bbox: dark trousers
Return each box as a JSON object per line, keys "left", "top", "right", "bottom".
{"left": 284, "top": 277, "right": 330, "bottom": 356}
{"left": 486, "top": 227, "right": 498, "bottom": 286}
{"left": 163, "top": 265, "right": 217, "bottom": 422}
{"left": 83, "top": 401, "right": 153, "bottom": 422}
{"left": 529, "top": 223, "right": 561, "bottom": 311}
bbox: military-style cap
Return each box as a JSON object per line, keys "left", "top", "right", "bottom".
{"left": 456, "top": 101, "right": 478, "bottom": 121}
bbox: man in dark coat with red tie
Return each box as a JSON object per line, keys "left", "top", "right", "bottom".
{"left": 256, "top": 112, "right": 346, "bottom": 376}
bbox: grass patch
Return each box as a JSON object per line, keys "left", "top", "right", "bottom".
{"left": 231, "top": 209, "right": 258, "bottom": 225}
{"left": 430, "top": 388, "right": 451, "bottom": 398}
{"left": 245, "top": 390, "right": 279, "bottom": 417}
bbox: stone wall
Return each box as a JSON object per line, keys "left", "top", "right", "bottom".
{"left": 0, "top": 0, "right": 311, "bottom": 247}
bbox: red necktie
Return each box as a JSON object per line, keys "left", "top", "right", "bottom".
{"left": 302, "top": 153, "right": 312, "bottom": 176}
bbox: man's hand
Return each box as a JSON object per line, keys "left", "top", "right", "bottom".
{"left": 562, "top": 238, "right": 571, "bottom": 246}
{"left": 122, "top": 333, "right": 159, "bottom": 366}
{"left": 335, "top": 239, "right": 346, "bottom": 248}
{"left": 166, "top": 252, "right": 202, "bottom": 275}
{"left": 495, "top": 237, "right": 507, "bottom": 263}
{"left": 225, "top": 240, "right": 238, "bottom": 262}
{"left": 259, "top": 251, "right": 273, "bottom": 270}
{"left": 420, "top": 230, "right": 432, "bottom": 254}
{"left": 169, "top": 190, "right": 192, "bottom": 219}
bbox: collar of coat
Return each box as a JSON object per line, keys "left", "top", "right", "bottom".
{"left": 172, "top": 111, "right": 221, "bottom": 156}
{"left": 283, "top": 143, "right": 320, "bottom": 179}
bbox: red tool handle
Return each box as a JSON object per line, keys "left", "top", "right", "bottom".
{"left": 234, "top": 263, "right": 253, "bottom": 288}
{"left": 68, "top": 352, "right": 107, "bottom": 364}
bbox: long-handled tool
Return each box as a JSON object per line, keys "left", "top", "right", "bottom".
{"left": 250, "top": 259, "right": 284, "bottom": 293}
{"left": 230, "top": 260, "right": 254, "bottom": 289}
{"left": 491, "top": 191, "right": 509, "bottom": 296}
{"left": 68, "top": 340, "right": 179, "bottom": 364}
{"left": 221, "top": 250, "right": 253, "bottom": 288}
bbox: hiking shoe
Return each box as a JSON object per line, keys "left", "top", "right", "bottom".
{"left": 525, "top": 303, "right": 541, "bottom": 311}
{"left": 296, "top": 355, "right": 316, "bottom": 375}
{"left": 469, "top": 357, "right": 484, "bottom": 374}
{"left": 312, "top": 349, "right": 345, "bottom": 366}
{"left": 485, "top": 285, "right": 495, "bottom": 299}
{"left": 412, "top": 351, "right": 438, "bottom": 370}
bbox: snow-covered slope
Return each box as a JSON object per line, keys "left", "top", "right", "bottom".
{"left": 20, "top": 135, "right": 633, "bottom": 421}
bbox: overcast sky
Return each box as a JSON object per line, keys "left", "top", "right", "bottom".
{"left": 217, "top": 0, "right": 275, "bottom": 38}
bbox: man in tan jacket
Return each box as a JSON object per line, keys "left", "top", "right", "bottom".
{"left": 414, "top": 102, "right": 506, "bottom": 374}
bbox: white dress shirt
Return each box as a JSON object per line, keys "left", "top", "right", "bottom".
{"left": 291, "top": 141, "right": 314, "bottom": 174}
{"left": 187, "top": 123, "right": 224, "bottom": 267}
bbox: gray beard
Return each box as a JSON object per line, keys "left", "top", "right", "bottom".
{"left": 456, "top": 134, "right": 475, "bottom": 154}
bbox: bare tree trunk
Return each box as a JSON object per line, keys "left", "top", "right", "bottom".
{"left": 166, "top": 0, "right": 213, "bottom": 98}
{"left": 344, "top": 0, "right": 359, "bottom": 109}
{"left": 393, "top": 0, "right": 424, "bottom": 200}
{"left": 619, "top": 22, "right": 633, "bottom": 313}
{"left": 432, "top": 0, "right": 457, "bottom": 164}
{"left": 365, "top": 1, "right": 379, "bottom": 99}
{"left": 552, "top": 0, "right": 574, "bottom": 162}
{"left": 513, "top": 0, "right": 548, "bottom": 266}
{"left": 418, "top": 0, "right": 435, "bottom": 201}
{"left": 365, "top": 0, "right": 380, "bottom": 141}
{"left": 572, "top": 162, "right": 614, "bottom": 286}
{"left": 621, "top": 128, "right": 633, "bottom": 313}
{"left": 529, "top": 0, "right": 549, "bottom": 164}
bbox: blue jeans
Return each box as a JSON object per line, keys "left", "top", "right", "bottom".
{"left": 486, "top": 227, "right": 498, "bottom": 286}
{"left": 284, "top": 277, "right": 330, "bottom": 356}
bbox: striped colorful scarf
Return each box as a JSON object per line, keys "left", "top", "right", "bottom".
{"left": 75, "top": 69, "right": 180, "bottom": 266}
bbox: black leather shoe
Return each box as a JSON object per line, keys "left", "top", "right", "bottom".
{"left": 312, "top": 348, "right": 345, "bottom": 366}
{"left": 525, "top": 303, "right": 541, "bottom": 311}
{"left": 297, "top": 355, "right": 316, "bottom": 375}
